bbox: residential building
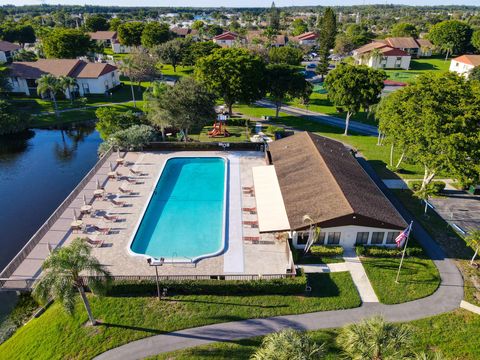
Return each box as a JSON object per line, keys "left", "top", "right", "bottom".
{"left": 245, "top": 31, "right": 287, "bottom": 47}
{"left": 170, "top": 27, "right": 199, "bottom": 39}
{"left": 293, "top": 31, "right": 318, "bottom": 46}
{"left": 88, "top": 31, "right": 132, "bottom": 54}
{"left": 254, "top": 132, "right": 407, "bottom": 248}
{"left": 0, "top": 41, "right": 22, "bottom": 63}
{"left": 449, "top": 55, "right": 480, "bottom": 78}
{"left": 353, "top": 41, "right": 411, "bottom": 70}
{"left": 212, "top": 31, "right": 241, "bottom": 47}
{"left": 8, "top": 59, "right": 120, "bottom": 97}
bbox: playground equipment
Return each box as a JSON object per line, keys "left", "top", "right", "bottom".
{"left": 208, "top": 115, "right": 230, "bottom": 137}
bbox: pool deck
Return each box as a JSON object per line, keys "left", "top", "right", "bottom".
{"left": 1, "top": 150, "right": 292, "bottom": 289}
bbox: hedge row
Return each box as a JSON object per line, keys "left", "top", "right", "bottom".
{"left": 355, "top": 245, "right": 424, "bottom": 258}
{"left": 309, "top": 245, "right": 344, "bottom": 257}
{"left": 108, "top": 270, "right": 306, "bottom": 296}
{"left": 226, "top": 118, "right": 250, "bottom": 126}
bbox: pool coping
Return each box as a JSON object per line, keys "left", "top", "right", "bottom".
{"left": 126, "top": 154, "right": 229, "bottom": 264}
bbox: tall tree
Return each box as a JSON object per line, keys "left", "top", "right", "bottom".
{"left": 42, "top": 28, "right": 92, "bottom": 58}
{"left": 117, "top": 21, "right": 145, "bottom": 47}
{"left": 36, "top": 74, "right": 61, "bottom": 117}
{"left": 154, "top": 38, "right": 187, "bottom": 72}
{"left": 337, "top": 316, "right": 412, "bottom": 360}
{"left": 376, "top": 72, "right": 480, "bottom": 190}
{"left": 32, "top": 238, "right": 112, "bottom": 326}
{"left": 85, "top": 15, "right": 109, "bottom": 32}
{"left": 158, "top": 77, "right": 216, "bottom": 141}
{"left": 266, "top": 64, "right": 313, "bottom": 117}
{"left": 324, "top": 64, "right": 386, "bottom": 135}
{"left": 290, "top": 19, "right": 308, "bottom": 37}
{"left": 141, "top": 22, "right": 171, "bottom": 49}
{"left": 195, "top": 47, "right": 266, "bottom": 115}
{"left": 182, "top": 41, "right": 220, "bottom": 66}
{"left": 268, "top": 46, "right": 303, "bottom": 66}
{"left": 252, "top": 329, "right": 325, "bottom": 360}
{"left": 268, "top": 2, "right": 280, "bottom": 33}
{"left": 0, "top": 100, "right": 30, "bottom": 135}
{"left": 391, "top": 23, "right": 419, "bottom": 38}
{"left": 428, "top": 20, "right": 473, "bottom": 59}
{"left": 317, "top": 8, "right": 337, "bottom": 80}
{"left": 95, "top": 107, "right": 144, "bottom": 140}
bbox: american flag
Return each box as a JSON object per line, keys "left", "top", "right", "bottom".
{"left": 395, "top": 223, "right": 412, "bottom": 248}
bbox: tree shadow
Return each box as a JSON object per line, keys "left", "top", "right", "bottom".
{"left": 162, "top": 298, "right": 289, "bottom": 309}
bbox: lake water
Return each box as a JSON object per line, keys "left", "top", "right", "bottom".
{"left": 0, "top": 125, "right": 102, "bottom": 271}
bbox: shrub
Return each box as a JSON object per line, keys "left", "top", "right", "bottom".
{"left": 309, "top": 245, "right": 344, "bottom": 257}
{"left": 0, "top": 100, "right": 30, "bottom": 135}
{"left": 266, "top": 125, "right": 284, "bottom": 135}
{"left": 408, "top": 180, "right": 446, "bottom": 195}
{"left": 108, "top": 270, "right": 306, "bottom": 296}
{"left": 226, "top": 117, "right": 250, "bottom": 126}
{"left": 355, "top": 245, "right": 424, "bottom": 258}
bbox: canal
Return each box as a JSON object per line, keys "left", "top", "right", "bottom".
{"left": 0, "top": 125, "right": 102, "bottom": 271}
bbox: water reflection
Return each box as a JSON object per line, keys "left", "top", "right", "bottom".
{"left": 0, "top": 123, "right": 101, "bottom": 270}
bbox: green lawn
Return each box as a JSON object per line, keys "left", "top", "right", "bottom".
{"left": 0, "top": 273, "right": 360, "bottom": 360}
{"left": 190, "top": 125, "right": 251, "bottom": 143}
{"left": 159, "top": 64, "right": 194, "bottom": 78}
{"left": 361, "top": 256, "right": 440, "bottom": 304}
{"left": 154, "top": 310, "right": 480, "bottom": 360}
{"left": 385, "top": 55, "right": 450, "bottom": 83}
{"left": 234, "top": 104, "right": 427, "bottom": 179}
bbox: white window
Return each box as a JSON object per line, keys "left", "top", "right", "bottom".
{"left": 386, "top": 232, "right": 400, "bottom": 244}
{"left": 356, "top": 232, "right": 369, "bottom": 244}
{"left": 371, "top": 232, "right": 385, "bottom": 244}
{"left": 327, "top": 232, "right": 341, "bottom": 245}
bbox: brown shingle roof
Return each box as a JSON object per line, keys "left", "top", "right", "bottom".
{"left": 354, "top": 41, "right": 388, "bottom": 55}
{"left": 9, "top": 59, "right": 117, "bottom": 79}
{"left": 0, "top": 40, "right": 22, "bottom": 52}
{"left": 88, "top": 31, "right": 117, "bottom": 41}
{"left": 385, "top": 37, "right": 419, "bottom": 49}
{"left": 171, "top": 27, "right": 198, "bottom": 37}
{"left": 415, "top": 38, "right": 433, "bottom": 48}
{"left": 269, "top": 132, "right": 407, "bottom": 231}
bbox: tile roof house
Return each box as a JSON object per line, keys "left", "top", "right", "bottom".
{"left": 383, "top": 37, "right": 433, "bottom": 58}
{"left": 8, "top": 59, "right": 120, "bottom": 97}
{"left": 170, "top": 27, "right": 199, "bottom": 39}
{"left": 245, "top": 31, "right": 288, "bottom": 47}
{"left": 0, "top": 40, "right": 22, "bottom": 63}
{"left": 353, "top": 41, "right": 411, "bottom": 70}
{"left": 267, "top": 132, "right": 407, "bottom": 248}
{"left": 212, "top": 31, "right": 242, "bottom": 47}
{"left": 292, "top": 32, "right": 318, "bottom": 46}
{"left": 449, "top": 55, "right": 480, "bottom": 78}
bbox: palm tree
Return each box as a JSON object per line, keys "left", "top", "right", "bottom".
{"left": 251, "top": 328, "right": 325, "bottom": 360}
{"left": 369, "top": 48, "right": 383, "bottom": 67}
{"left": 59, "top": 76, "right": 77, "bottom": 105}
{"left": 466, "top": 229, "right": 480, "bottom": 265}
{"left": 32, "top": 238, "right": 112, "bottom": 326}
{"left": 36, "top": 74, "right": 61, "bottom": 117}
{"left": 337, "top": 316, "right": 412, "bottom": 360}
{"left": 119, "top": 57, "right": 138, "bottom": 108}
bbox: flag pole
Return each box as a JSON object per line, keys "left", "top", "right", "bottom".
{"left": 395, "top": 221, "right": 413, "bottom": 284}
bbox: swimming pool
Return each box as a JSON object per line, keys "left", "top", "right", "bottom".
{"left": 129, "top": 157, "right": 227, "bottom": 262}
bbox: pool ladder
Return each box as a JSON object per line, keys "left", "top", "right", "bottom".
{"left": 171, "top": 252, "right": 196, "bottom": 267}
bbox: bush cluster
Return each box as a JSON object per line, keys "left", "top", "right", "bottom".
{"left": 355, "top": 245, "right": 424, "bottom": 258}
{"left": 309, "top": 245, "right": 344, "bottom": 257}
{"left": 108, "top": 270, "right": 306, "bottom": 296}
{"left": 226, "top": 117, "right": 250, "bottom": 126}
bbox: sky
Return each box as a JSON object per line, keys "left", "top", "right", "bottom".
{"left": 1, "top": 0, "right": 479, "bottom": 7}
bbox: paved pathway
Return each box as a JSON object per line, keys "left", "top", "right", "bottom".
{"left": 383, "top": 178, "right": 456, "bottom": 190}
{"left": 255, "top": 100, "right": 379, "bottom": 136}
{"left": 342, "top": 248, "right": 379, "bottom": 303}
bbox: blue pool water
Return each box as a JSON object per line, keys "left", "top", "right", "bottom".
{"left": 130, "top": 157, "right": 226, "bottom": 261}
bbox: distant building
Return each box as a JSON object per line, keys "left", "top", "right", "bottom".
{"left": 245, "top": 31, "right": 287, "bottom": 47}
{"left": 353, "top": 42, "right": 411, "bottom": 70}
{"left": 88, "top": 31, "right": 132, "bottom": 54}
{"left": 170, "top": 27, "right": 199, "bottom": 39}
{"left": 0, "top": 41, "right": 22, "bottom": 63}
{"left": 293, "top": 31, "right": 318, "bottom": 46}
{"left": 449, "top": 55, "right": 480, "bottom": 78}
{"left": 8, "top": 59, "right": 120, "bottom": 97}
{"left": 382, "top": 37, "right": 433, "bottom": 58}
{"left": 213, "top": 31, "right": 242, "bottom": 47}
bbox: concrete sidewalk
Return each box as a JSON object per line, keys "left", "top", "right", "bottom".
{"left": 342, "top": 248, "right": 379, "bottom": 303}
